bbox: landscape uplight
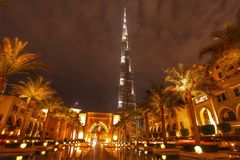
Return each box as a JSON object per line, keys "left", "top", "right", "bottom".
{"left": 43, "top": 142, "right": 48, "bottom": 147}
{"left": 194, "top": 145, "right": 202, "bottom": 154}
{"left": 20, "top": 142, "right": 27, "bottom": 149}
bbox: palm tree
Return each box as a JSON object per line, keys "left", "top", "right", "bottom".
{"left": 199, "top": 9, "right": 240, "bottom": 67}
{"left": 0, "top": 37, "right": 47, "bottom": 94}
{"left": 217, "top": 48, "right": 240, "bottom": 73}
{"left": 115, "top": 108, "right": 138, "bottom": 142}
{"left": 67, "top": 112, "right": 82, "bottom": 140}
{"left": 141, "top": 86, "right": 166, "bottom": 143}
{"left": 164, "top": 63, "right": 217, "bottom": 145}
{"left": 141, "top": 85, "right": 182, "bottom": 144}
{"left": 10, "top": 76, "right": 56, "bottom": 142}
{"left": 40, "top": 98, "right": 63, "bottom": 141}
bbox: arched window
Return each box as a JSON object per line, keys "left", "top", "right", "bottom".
{"left": 16, "top": 119, "right": 22, "bottom": 128}
{"left": 171, "top": 122, "right": 178, "bottom": 131}
{"left": 6, "top": 116, "right": 14, "bottom": 126}
{"left": 219, "top": 108, "right": 237, "bottom": 122}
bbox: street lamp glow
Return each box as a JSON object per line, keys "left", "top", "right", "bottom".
{"left": 16, "top": 156, "right": 23, "bottom": 160}
{"left": 20, "top": 142, "right": 27, "bottom": 149}
{"left": 43, "top": 142, "right": 48, "bottom": 147}
{"left": 194, "top": 145, "right": 202, "bottom": 154}
{"left": 160, "top": 143, "right": 165, "bottom": 149}
{"left": 113, "top": 135, "right": 118, "bottom": 141}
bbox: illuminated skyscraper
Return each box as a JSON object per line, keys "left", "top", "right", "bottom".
{"left": 118, "top": 7, "right": 136, "bottom": 112}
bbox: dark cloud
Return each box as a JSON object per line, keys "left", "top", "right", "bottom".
{"left": 0, "top": 0, "right": 239, "bottom": 112}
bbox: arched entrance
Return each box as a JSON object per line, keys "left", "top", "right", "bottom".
{"left": 200, "top": 108, "right": 217, "bottom": 125}
{"left": 89, "top": 122, "right": 108, "bottom": 142}
{"left": 200, "top": 107, "right": 217, "bottom": 133}
{"left": 84, "top": 112, "right": 114, "bottom": 142}
{"left": 218, "top": 107, "right": 237, "bottom": 122}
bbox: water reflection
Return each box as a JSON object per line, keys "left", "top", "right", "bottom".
{"left": 108, "top": 147, "right": 179, "bottom": 160}
{"left": 0, "top": 146, "right": 179, "bottom": 160}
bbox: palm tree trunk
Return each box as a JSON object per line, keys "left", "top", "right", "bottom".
{"left": 18, "top": 109, "right": 32, "bottom": 142}
{"left": 0, "top": 74, "right": 7, "bottom": 95}
{"left": 41, "top": 113, "right": 50, "bottom": 141}
{"left": 185, "top": 92, "right": 200, "bottom": 145}
{"left": 18, "top": 99, "right": 36, "bottom": 143}
{"left": 144, "top": 112, "right": 149, "bottom": 143}
{"left": 161, "top": 105, "right": 167, "bottom": 144}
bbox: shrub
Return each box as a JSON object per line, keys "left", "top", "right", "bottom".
{"left": 33, "top": 142, "right": 44, "bottom": 146}
{"left": 202, "top": 144, "right": 219, "bottom": 152}
{"left": 182, "top": 144, "right": 195, "bottom": 152}
{"left": 165, "top": 143, "right": 176, "bottom": 148}
{"left": 5, "top": 143, "right": 20, "bottom": 148}
{"left": 180, "top": 128, "right": 189, "bottom": 137}
{"left": 218, "top": 122, "right": 231, "bottom": 134}
{"left": 168, "top": 130, "right": 176, "bottom": 137}
{"left": 200, "top": 124, "right": 215, "bottom": 135}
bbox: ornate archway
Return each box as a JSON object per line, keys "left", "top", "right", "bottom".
{"left": 200, "top": 107, "right": 216, "bottom": 125}
{"left": 84, "top": 112, "right": 113, "bottom": 143}
{"left": 89, "top": 122, "right": 108, "bottom": 141}
{"left": 218, "top": 106, "right": 237, "bottom": 122}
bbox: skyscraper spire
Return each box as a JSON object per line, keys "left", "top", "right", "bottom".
{"left": 118, "top": 7, "right": 136, "bottom": 112}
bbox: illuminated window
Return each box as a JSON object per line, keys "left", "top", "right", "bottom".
{"left": 131, "top": 86, "right": 134, "bottom": 94}
{"left": 120, "top": 78, "right": 124, "bottom": 85}
{"left": 118, "top": 101, "right": 123, "bottom": 108}
{"left": 121, "top": 56, "right": 125, "bottom": 63}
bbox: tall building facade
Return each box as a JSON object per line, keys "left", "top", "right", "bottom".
{"left": 118, "top": 8, "right": 136, "bottom": 112}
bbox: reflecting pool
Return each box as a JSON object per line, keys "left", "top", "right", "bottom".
{"left": 0, "top": 146, "right": 179, "bottom": 160}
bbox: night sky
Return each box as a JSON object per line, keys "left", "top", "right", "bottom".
{"left": 0, "top": 0, "right": 239, "bottom": 112}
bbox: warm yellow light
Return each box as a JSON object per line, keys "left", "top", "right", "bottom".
{"left": 161, "top": 144, "right": 165, "bottom": 149}
{"left": 162, "top": 155, "right": 167, "bottom": 160}
{"left": 43, "top": 142, "right": 48, "bottom": 147}
{"left": 144, "top": 143, "right": 147, "bottom": 147}
{"left": 113, "top": 115, "right": 120, "bottom": 125}
{"left": 80, "top": 113, "right": 86, "bottom": 126}
{"left": 55, "top": 142, "right": 59, "bottom": 145}
{"left": 113, "top": 135, "right": 118, "bottom": 141}
{"left": 54, "top": 148, "right": 58, "bottom": 151}
{"left": 144, "top": 151, "right": 148, "bottom": 154}
{"left": 63, "top": 146, "right": 66, "bottom": 149}
{"left": 16, "top": 156, "right": 23, "bottom": 160}
{"left": 70, "top": 108, "right": 81, "bottom": 113}
{"left": 72, "top": 130, "right": 76, "bottom": 140}
{"left": 6, "top": 140, "right": 10, "bottom": 143}
{"left": 76, "top": 147, "right": 81, "bottom": 153}
{"left": 20, "top": 142, "right": 27, "bottom": 149}
{"left": 41, "top": 109, "right": 48, "bottom": 114}
{"left": 1, "top": 130, "right": 5, "bottom": 135}
{"left": 9, "top": 131, "right": 13, "bottom": 136}
{"left": 63, "top": 142, "right": 66, "bottom": 145}
{"left": 41, "top": 151, "right": 46, "bottom": 155}
{"left": 92, "top": 140, "right": 97, "bottom": 147}
{"left": 78, "top": 131, "right": 84, "bottom": 139}
{"left": 194, "top": 145, "right": 202, "bottom": 154}
{"left": 14, "top": 140, "right": 18, "bottom": 143}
